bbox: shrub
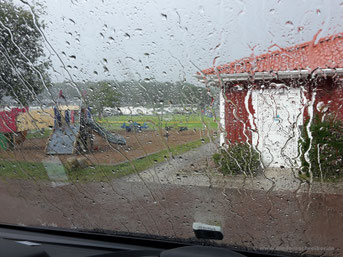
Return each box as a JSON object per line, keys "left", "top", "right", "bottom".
{"left": 213, "top": 143, "right": 262, "bottom": 176}
{"left": 300, "top": 114, "right": 343, "bottom": 181}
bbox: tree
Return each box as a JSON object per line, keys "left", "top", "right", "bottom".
{"left": 87, "top": 81, "right": 120, "bottom": 118}
{"left": 0, "top": 0, "right": 50, "bottom": 105}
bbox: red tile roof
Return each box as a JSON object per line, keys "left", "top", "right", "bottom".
{"left": 201, "top": 31, "right": 343, "bottom": 75}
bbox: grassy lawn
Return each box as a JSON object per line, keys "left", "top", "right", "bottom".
{"left": 0, "top": 160, "right": 49, "bottom": 180}
{"left": 98, "top": 113, "right": 218, "bottom": 130}
{"left": 18, "top": 114, "right": 217, "bottom": 140}
{"left": 0, "top": 138, "right": 210, "bottom": 182}
{"left": 26, "top": 129, "right": 52, "bottom": 139}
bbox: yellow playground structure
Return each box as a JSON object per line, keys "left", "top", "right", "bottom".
{"left": 0, "top": 104, "right": 126, "bottom": 154}
{"left": 16, "top": 105, "right": 80, "bottom": 131}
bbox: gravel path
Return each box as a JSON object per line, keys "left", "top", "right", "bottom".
{"left": 123, "top": 143, "right": 343, "bottom": 195}
{"left": 123, "top": 141, "right": 218, "bottom": 185}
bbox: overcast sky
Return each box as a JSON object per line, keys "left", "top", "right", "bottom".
{"left": 20, "top": 0, "right": 343, "bottom": 85}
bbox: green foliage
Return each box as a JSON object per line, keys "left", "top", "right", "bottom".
{"left": 86, "top": 81, "right": 120, "bottom": 118}
{"left": 46, "top": 80, "right": 212, "bottom": 108}
{"left": 0, "top": 0, "right": 50, "bottom": 105}
{"left": 300, "top": 114, "right": 343, "bottom": 181}
{"left": 111, "top": 80, "right": 212, "bottom": 108}
{"left": 213, "top": 143, "right": 261, "bottom": 176}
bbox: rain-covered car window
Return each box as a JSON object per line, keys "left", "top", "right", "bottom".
{"left": 0, "top": 0, "right": 342, "bottom": 256}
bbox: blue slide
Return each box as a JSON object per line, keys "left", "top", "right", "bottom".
{"left": 87, "top": 119, "right": 126, "bottom": 145}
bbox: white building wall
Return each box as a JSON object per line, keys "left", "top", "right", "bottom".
{"left": 251, "top": 87, "right": 303, "bottom": 168}
{"left": 219, "top": 90, "right": 225, "bottom": 146}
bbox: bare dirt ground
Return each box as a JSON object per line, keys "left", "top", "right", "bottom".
{"left": 0, "top": 175, "right": 342, "bottom": 256}
{"left": 0, "top": 129, "right": 209, "bottom": 165}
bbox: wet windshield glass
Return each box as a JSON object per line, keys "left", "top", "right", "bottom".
{"left": 0, "top": 0, "right": 342, "bottom": 256}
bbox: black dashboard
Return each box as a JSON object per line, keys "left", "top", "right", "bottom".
{"left": 0, "top": 224, "right": 292, "bottom": 257}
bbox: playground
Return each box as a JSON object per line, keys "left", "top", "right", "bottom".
{"left": 0, "top": 99, "right": 216, "bottom": 181}
{"left": 0, "top": 129, "right": 207, "bottom": 166}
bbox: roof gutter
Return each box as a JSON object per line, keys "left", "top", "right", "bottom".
{"left": 311, "top": 68, "right": 343, "bottom": 78}
{"left": 196, "top": 68, "right": 343, "bottom": 84}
